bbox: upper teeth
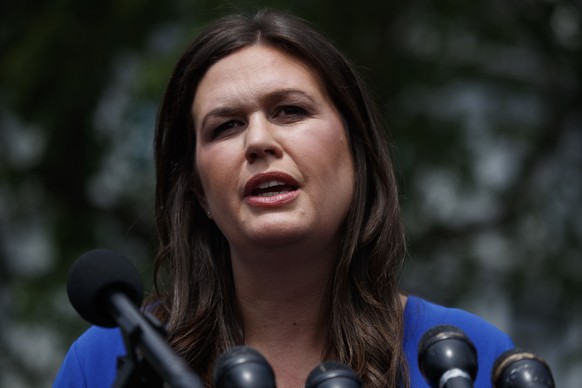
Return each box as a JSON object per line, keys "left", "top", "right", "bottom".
{"left": 257, "top": 180, "right": 285, "bottom": 189}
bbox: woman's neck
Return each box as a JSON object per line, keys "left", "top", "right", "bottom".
{"left": 230, "top": 245, "right": 335, "bottom": 387}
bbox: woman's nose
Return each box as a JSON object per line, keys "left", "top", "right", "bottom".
{"left": 244, "top": 116, "right": 283, "bottom": 163}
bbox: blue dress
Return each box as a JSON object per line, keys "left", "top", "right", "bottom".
{"left": 53, "top": 296, "right": 514, "bottom": 387}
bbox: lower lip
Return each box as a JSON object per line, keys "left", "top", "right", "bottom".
{"left": 245, "top": 190, "right": 300, "bottom": 207}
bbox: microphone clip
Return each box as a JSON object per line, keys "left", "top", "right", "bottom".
{"left": 113, "top": 311, "right": 168, "bottom": 388}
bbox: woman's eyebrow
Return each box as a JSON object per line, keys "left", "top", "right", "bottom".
{"left": 266, "top": 89, "right": 319, "bottom": 104}
{"left": 197, "top": 106, "right": 241, "bottom": 130}
{"left": 197, "top": 89, "right": 321, "bottom": 129}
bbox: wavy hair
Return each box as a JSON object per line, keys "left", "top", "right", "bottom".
{"left": 148, "top": 8, "right": 408, "bottom": 386}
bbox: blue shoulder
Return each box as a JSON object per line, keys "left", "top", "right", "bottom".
{"left": 53, "top": 326, "right": 125, "bottom": 388}
{"left": 403, "top": 296, "right": 514, "bottom": 387}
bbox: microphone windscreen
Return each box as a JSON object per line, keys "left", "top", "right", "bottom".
{"left": 213, "top": 346, "right": 275, "bottom": 388}
{"left": 492, "top": 348, "right": 555, "bottom": 388}
{"left": 66, "top": 248, "right": 144, "bottom": 327}
{"left": 419, "top": 324, "right": 468, "bottom": 353}
{"left": 306, "top": 361, "right": 362, "bottom": 388}
{"left": 418, "top": 324, "right": 478, "bottom": 385}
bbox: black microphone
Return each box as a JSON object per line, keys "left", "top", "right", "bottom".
{"left": 67, "top": 248, "right": 143, "bottom": 327}
{"left": 213, "top": 345, "right": 276, "bottom": 388}
{"left": 67, "top": 248, "right": 203, "bottom": 388}
{"left": 492, "top": 348, "right": 555, "bottom": 388}
{"left": 305, "top": 361, "right": 363, "bottom": 388}
{"left": 418, "top": 325, "right": 478, "bottom": 388}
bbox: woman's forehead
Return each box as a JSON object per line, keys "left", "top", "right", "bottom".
{"left": 192, "top": 45, "right": 328, "bottom": 118}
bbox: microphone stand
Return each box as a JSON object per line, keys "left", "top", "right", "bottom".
{"left": 109, "top": 293, "right": 203, "bottom": 388}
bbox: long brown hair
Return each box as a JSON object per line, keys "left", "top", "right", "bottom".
{"left": 149, "top": 8, "right": 408, "bottom": 386}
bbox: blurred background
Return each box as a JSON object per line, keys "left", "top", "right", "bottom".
{"left": 1, "top": 0, "right": 580, "bottom": 386}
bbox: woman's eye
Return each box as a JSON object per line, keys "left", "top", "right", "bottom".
{"left": 212, "top": 120, "right": 241, "bottom": 139}
{"left": 278, "top": 105, "right": 307, "bottom": 116}
{"left": 274, "top": 106, "right": 309, "bottom": 124}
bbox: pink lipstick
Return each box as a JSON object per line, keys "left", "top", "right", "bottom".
{"left": 244, "top": 172, "right": 300, "bottom": 207}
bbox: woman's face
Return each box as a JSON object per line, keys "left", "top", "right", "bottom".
{"left": 192, "top": 44, "right": 355, "bottom": 253}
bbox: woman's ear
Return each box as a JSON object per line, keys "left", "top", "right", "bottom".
{"left": 192, "top": 176, "right": 211, "bottom": 218}
{"left": 192, "top": 185, "right": 208, "bottom": 211}
{"left": 198, "top": 196, "right": 212, "bottom": 219}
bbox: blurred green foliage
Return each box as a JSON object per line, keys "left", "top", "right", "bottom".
{"left": 1, "top": 0, "right": 581, "bottom": 386}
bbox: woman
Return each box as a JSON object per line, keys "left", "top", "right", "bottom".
{"left": 54, "top": 9, "right": 514, "bottom": 387}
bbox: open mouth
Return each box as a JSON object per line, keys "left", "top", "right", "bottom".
{"left": 243, "top": 172, "right": 301, "bottom": 206}
{"left": 251, "top": 180, "right": 298, "bottom": 197}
